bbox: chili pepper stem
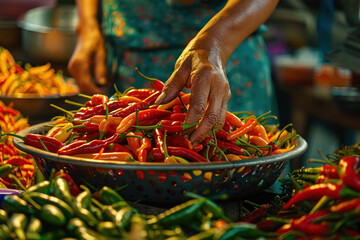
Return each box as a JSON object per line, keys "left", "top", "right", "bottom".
{"left": 65, "top": 99, "right": 85, "bottom": 107}
{"left": 135, "top": 67, "right": 157, "bottom": 84}
{"left": 0, "top": 133, "right": 25, "bottom": 141}
{"left": 50, "top": 104, "right": 74, "bottom": 117}
{"left": 78, "top": 93, "right": 92, "bottom": 99}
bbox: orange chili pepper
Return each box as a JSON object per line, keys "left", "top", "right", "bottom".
{"left": 226, "top": 118, "right": 258, "bottom": 141}
{"left": 225, "top": 111, "right": 244, "bottom": 128}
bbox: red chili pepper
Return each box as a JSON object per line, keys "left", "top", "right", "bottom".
{"left": 150, "top": 147, "right": 208, "bottom": 163}
{"left": 339, "top": 156, "right": 360, "bottom": 191}
{"left": 215, "top": 130, "right": 228, "bottom": 140}
{"left": 227, "top": 118, "right": 258, "bottom": 141}
{"left": 290, "top": 210, "right": 330, "bottom": 236}
{"left": 166, "top": 135, "right": 192, "bottom": 149}
{"left": 164, "top": 113, "right": 186, "bottom": 122}
{"left": 320, "top": 165, "right": 339, "bottom": 179}
{"left": 125, "top": 89, "right": 155, "bottom": 100}
{"left": 193, "top": 143, "right": 203, "bottom": 153}
{"left": 107, "top": 100, "right": 130, "bottom": 112}
{"left": 138, "top": 138, "right": 152, "bottom": 162}
{"left": 73, "top": 105, "right": 107, "bottom": 120}
{"left": 240, "top": 204, "right": 269, "bottom": 223}
{"left": 158, "top": 120, "right": 199, "bottom": 133}
{"left": 330, "top": 197, "right": 360, "bottom": 213}
{"left": 135, "top": 67, "right": 164, "bottom": 91}
{"left": 73, "top": 152, "right": 132, "bottom": 161}
{"left": 150, "top": 147, "right": 164, "bottom": 162}
{"left": 76, "top": 132, "right": 99, "bottom": 141}
{"left": 283, "top": 183, "right": 360, "bottom": 209}
{"left": 54, "top": 171, "right": 81, "bottom": 195}
{"left": 172, "top": 105, "right": 186, "bottom": 114}
{"left": 116, "top": 109, "right": 172, "bottom": 134}
{"left": 71, "top": 121, "right": 99, "bottom": 133}
{"left": 58, "top": 133, "right": 119, "bottom": 155}
{"left": 222, "top": 120, "right": 232, "bottom": 132}
{"left": 46, "top": 126, "right": 62, "bottom": 138}
{"left": 4, "top": 156, "right": 33, "bottom": 166}
{"left": 110, "top": 101, "right": 149, "bottom": 117}
{"left": 107, "top": 143, "right": 130, "bottom": 153}
{"left": 2, "top": 133, "right": 63, "bottom": 153}
{"left": 142, "top": 91, "right": 161, "bottom": 105}
{"left": 90, "top": 94, "right": 109, "bottom": 106}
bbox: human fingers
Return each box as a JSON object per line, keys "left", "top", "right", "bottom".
{"left": 68, "top": 51, "right": 102, "bottom": 95}
{"left": 188, "top": 88, "right": 225, "bottom": 146}
{"left": 94, "top": 39, "right": 107, "bottom": 86}
{"left": 155, "top": 58, "right": 191, "bottom": 105}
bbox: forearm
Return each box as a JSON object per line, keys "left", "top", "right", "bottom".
{"left": 196, "top": 0, "right": 279, "bottom": 63}
{"left": 76, "top": 0, "right": 99, "bottom": 27}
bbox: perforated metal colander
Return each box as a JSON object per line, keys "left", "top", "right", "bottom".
{"left": 14, "top": 122, "right": 307, "bottom": 204}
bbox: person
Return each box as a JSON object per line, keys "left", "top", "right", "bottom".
{"left": 68, "top": 0, "right": 279, "bottom": 146}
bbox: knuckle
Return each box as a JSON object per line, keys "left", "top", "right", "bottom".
{"left": 206, "top": 112, "right": 218, "bottom": 126}
{"left": 190, "top": 101, "right": 207, "bottom": 116}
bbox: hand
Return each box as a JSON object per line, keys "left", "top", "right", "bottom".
{"left": 156, "top": 35, "right": 231, "bottom": 146}
{"left": 68, "top": 21, "right": 107, "bottom": 95}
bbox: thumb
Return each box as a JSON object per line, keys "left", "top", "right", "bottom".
{"left": 156, "top": 65, "right": 190, "bottom": 105}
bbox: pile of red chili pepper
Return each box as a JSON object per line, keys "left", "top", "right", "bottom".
{"left": 5, "top": 69, "right": 299, "bottom": 165}
{"left": 235, "top": 141, "right": 360, "bottom": 239}
{"left": 0, "top": 101, "right": 35, "bottom": 189}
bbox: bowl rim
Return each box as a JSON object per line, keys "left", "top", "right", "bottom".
{"left": 13, "top": 122, "right": 308, "bottom": 171}
{"left": 17, "top": 5, "right": 77, "bottom": 34}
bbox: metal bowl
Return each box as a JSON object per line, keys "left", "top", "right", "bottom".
{"left": 0, "top": 93, "right": 83, "bottom": 124}
{"left": 17, "top": 5, "right": 77, "bottom": 63}
{"left": 14, "top": 122, "right": 308, "bottom": 204}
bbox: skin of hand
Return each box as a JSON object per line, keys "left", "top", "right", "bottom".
{"left": 156, "top": 0, "right": 279, "bottom": 146}
{"left": 67, "top": 0, "right": 107, "bottom": 95}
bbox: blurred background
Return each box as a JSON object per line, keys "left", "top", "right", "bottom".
{"left": 0, "top": 0, "right": 359, "bottom": 169}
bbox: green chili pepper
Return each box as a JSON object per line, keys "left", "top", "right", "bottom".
{"left": 0, "top": 210, "right": 7, "bottom": 224}
{"left": 97, "top": 221, "right": 123, "bottom": 238}
{"left": 203, "top": 199, "right": 231, "bottom": 222}
{"left": 68, "top": 218, "right": 118, "bottom": 240}
{"left": 214, "top": 223, "right": 276, "bottom": 240}
{"left": 0, "top": 224, "right": 10, "bottom": 240}
{"left": 99, "top": 186, "right": 126, "bottom": 205}
{"left": 33, "top": 161, "right": 45, "bottom": 184}
{"left": 0, "top": 164, "right": 15, "bottom": 178}
{"left": 26, "top": 180, "right": 50, "bottom": 194}
{"left": 2, "top": 195, "right": 34, "bottom": 215}
{"left": 53, "top": 177, "right": 73, "bottom": 205}
{"left": 9, "top": 213, "right": 28, "bottom": 240}
{"left": 21, "top": 192, "right": 74, "bottom": 220}
{"left": 73, "top": 189, "right": 99, "bottom": 227}
{"left": 149, "top": 198, "right": 205, "bottom": 226}
{"left": 115, "top": 207, "right": 135, "bottom": 231}
{"left": 25, "top": 217, "right": 42, "bottom": 235}
{"left": 89, "top": 203, "right": 103, "bottom": 221}
{"left": 40, "top": 204, "right": 66, "bottom": 227}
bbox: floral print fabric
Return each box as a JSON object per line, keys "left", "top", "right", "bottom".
{"left": 102, "top": 0, "right": 277, "bottom": 116}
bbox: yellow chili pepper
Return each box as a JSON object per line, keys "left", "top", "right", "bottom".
{"left": 53, "top": 123, "right": 74, "bottom": 142}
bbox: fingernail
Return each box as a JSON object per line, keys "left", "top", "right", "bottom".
{"left": 155, "top": 92, "right": 166, "bottom": 105}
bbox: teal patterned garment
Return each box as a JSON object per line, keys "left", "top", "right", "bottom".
{"left": 101, "top": 0, "right": 277, "bottom": 116}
